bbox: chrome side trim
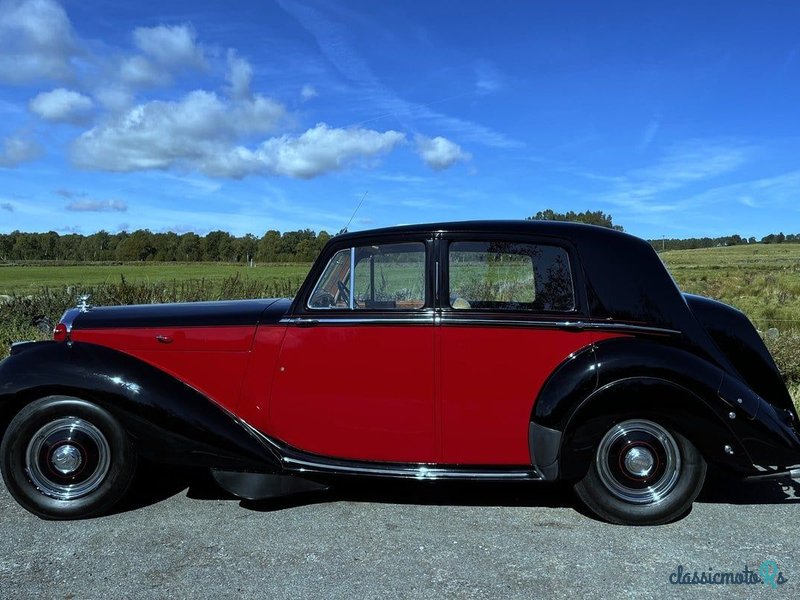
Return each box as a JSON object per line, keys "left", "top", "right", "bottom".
{"left": 282, "top": 456, "right": 542, "bottom": 481}
{"left": 281, "top": 316, "right": 435, "bottom": 326}
{"left": 280, "top": 315, "right": 679, "bottom": 335}
{"left": 439, "top": 317, "right": 681, "bottom": 336}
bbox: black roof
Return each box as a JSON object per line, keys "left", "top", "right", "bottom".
{"left": 336, "top": 219, "right": 638, "bottom": 245}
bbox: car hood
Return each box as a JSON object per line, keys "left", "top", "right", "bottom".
{"left": 66, "top": 298, "right": 293, "bottom": 330}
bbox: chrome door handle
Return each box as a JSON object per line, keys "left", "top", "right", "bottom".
{"left": 155, "top": 335, "right": 174, "bottom": 344}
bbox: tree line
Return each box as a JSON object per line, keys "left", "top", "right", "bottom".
{"left": 648, "top": 233, "right": 800, "bottom": 251}
{"left": 0, "top": 229, "right": 331, "bottom": 263}
{"left": 2, "top": 210, "right": 798, "bottom": 262}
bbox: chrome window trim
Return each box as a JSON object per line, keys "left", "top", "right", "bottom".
{"left": 349, "top": 246, "right": 355, "bottom": 310}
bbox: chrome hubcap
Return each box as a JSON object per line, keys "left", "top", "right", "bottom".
{"left": 25, "top": 417, "right": 111, "bottom": 501}
{"left": 51, "top": 444, "right": 83, "bottom": 475}
{"left": 623, "top": 446, "right": 655, "bottom": 477}
{"left": 596, "top": 419, "right": 681, "bottom": 505}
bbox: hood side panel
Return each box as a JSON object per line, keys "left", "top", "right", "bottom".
{"left": 71, "top": 298, "right": 286, "bottom": 330}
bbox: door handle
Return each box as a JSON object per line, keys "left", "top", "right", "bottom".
{"left": 294, "top": 318, "right": 318, "bottom": 328}
{"left": 155, "top": 334, "right": 174, "bottom": 344}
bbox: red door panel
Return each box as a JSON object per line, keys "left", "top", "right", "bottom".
{"left": 439, "top": 326, "right": 593, "bottom": 465}
{"left": 269, "top": 325, "right": 435, "bottom": 462}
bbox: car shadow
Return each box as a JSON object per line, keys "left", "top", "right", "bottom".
{"left": 109, "top": 464, "right": 800, "bottom": 521}
{"left": 696, "top": 468, "right": 800, "bottom": 505}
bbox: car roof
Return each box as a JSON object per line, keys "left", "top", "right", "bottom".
{"left": 334, "top": 219, "right": 636, "bottom": 244}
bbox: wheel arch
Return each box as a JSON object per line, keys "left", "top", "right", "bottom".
{"left": 529, "top": 337, "right": 760, "bottom": 481}
{"left": 0, "top": 341, "right": 281, "bottom": 472}
{"left": 557, "top": 376, "right": 754, "bottom": 481}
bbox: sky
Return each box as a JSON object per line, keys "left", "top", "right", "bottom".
{"left": 1, "top": 0, "right": 799, "bottom": 240}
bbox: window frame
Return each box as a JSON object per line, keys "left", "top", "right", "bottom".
{"left": 438, "top": 234, "right": 587, "bottom": 317}
{"left": 297, "top": 235, "right": 435, "bottom": 315}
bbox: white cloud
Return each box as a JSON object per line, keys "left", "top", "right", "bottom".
{"left": 0, "top": 133, "right": 42, "bottom": 167}
{"left": 203, "top": 123, "right": 405, "bottom": 178}
{"left": 225, "top": 50, "right": 252, "bottom": 99}
{"left": 0, "top": 0, "right": 78, "bottom": 83}
{"left": 415, "top": 135, "right": 471, "bottom": 171}
{"left": 29, "top": 88, "right": 93, "bottom": 123}
{"left": 71, "top": 89, "right": 402, "bottom": 179}
{"left": 132, "top": 24, "right": 204, "bottom": 67}
{"left": 301, "top": 84, "right": 318, "bottom": 101}
{"left": 72, "top": 89, "right": 286, "bottom": 172}
{"left": 65, "top": 199, "right": 127, "bottom": 212}
{"left": 118, "top": 55, "right": 168, "bottom": 87}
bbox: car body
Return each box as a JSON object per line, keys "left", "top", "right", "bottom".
{"left": 1, "top": 220, "right": 799, "bottom": 525}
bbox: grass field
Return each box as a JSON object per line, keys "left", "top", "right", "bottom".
{"left": 661, "top": 244, "right": 800, "bottom": 331}
{"left": 0, "top": 262, "right": 310, "bottom": 293}
{"left": 1, "top": 246, "right": 799, "bottom": 409}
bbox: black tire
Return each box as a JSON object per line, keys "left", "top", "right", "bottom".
{"left": 0, "top": 395, "right": 137, "bottom": 520}
{"left": 573, "top": 418, "right": 706, "bottom": 525}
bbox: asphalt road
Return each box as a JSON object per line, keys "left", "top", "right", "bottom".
{"left": 0, "top": 467, "right": 798, "bottom": 599}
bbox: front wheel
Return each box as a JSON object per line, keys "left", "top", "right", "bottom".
{"left": 1, "top": 396, "right": 137, "bottom": 520}
{"left": 573, "top": 418, "right": 706, "bottom": 525}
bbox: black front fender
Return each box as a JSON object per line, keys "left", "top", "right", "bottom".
{"left": 0, "top": 341, "right": 281, "bottom": 471}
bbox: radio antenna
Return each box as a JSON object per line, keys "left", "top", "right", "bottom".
{"left": 342, "top": 191, "right": 368, "bottom": 234}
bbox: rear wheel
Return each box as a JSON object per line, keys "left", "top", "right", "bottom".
{"left": 574, "top": 418, "right": 706, "bottom": 525}
{"left": 1, "top": 396, "right": 136, "bottom": 520}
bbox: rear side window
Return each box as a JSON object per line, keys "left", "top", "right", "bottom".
{"left": 448, "top": 241, "right": 574, "bottom": 312}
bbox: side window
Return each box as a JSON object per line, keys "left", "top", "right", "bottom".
{"left": 448, "top": 241, "right": 575, "bottom": 312}
{"left": 308, "top": 242, "right": 426, "bottom": 310}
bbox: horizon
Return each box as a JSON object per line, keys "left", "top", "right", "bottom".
{"left": 1, "top": 1, "right": 799, "bottom": 240}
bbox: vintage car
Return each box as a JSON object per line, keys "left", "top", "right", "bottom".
{"left": 1, "top": 221, "right": 799, "bottom": 525}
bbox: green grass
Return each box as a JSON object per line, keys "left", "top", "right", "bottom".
{"left": 0, "top": 262, "right": 311, "bottom": 293}
{"left": 661, "top": 244, "right": 800, "bottom": 331}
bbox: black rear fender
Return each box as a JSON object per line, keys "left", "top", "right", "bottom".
{"left": 0, "top": 341, "right": 280, "bottom": 471}
{"left": 558, "top": 377, "right": 753, "bottom": 481}
{"left": 531, "top": 337, "right": 800, "bottom": 480}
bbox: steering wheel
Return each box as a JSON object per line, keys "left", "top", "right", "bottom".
{"left": 337, "top": 280, "right": 351, "bottom": 306}
{"left": 309, "top": 289, "right": 335, "bottom": 308}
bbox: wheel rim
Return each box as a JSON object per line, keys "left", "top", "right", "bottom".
{"left": 25, "top": 417, "right": 111, "bottom": 501}
{"left": 595, "top": 419, "right": 681, "bottom": 505}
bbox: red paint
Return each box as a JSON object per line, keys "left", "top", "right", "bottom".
{"left": 269, "top": 325, "right": 436, "bottom": 462}
{"left": 53, "top": 323, "right": 68, "bottom": 342}
{"left": 438, "top": 327, "right": 594, "bottom": 464}
{"left": 237, "top": 326, "right": 289, "bottom": 428}
{"left": 72, "top": 326, "right": 257, "bottom": 413}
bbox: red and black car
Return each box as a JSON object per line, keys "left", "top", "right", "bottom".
{"left": 1, "top": 221, "right": 799, "bottom": 525}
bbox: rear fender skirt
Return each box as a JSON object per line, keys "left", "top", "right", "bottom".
{"left": 0, "top": 341, "right": 281, "bottom": 471}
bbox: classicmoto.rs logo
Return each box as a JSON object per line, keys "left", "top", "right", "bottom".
{"left": 668, "top": 560, "right": 788, "bottom": 588}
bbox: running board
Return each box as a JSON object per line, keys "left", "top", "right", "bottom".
{"left": 282, "top": 456, "right": 543, "bottom": 481}
{"left": 241, "top": 421, "right": 543, "bottom": 482}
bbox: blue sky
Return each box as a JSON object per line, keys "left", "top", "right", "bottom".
{"left": 1, "top": 0, "right": 799, "bottom": 239}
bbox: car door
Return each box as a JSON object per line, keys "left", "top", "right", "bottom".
{"left": 269, "top": 237, "right": 437, "bottom": 463}
{"left": 438, "top": 236, "right": 593, "bottom": 465}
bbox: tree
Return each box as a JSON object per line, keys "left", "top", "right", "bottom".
{"left": 526, "top": 209, "right": 623, "bottom": 231}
